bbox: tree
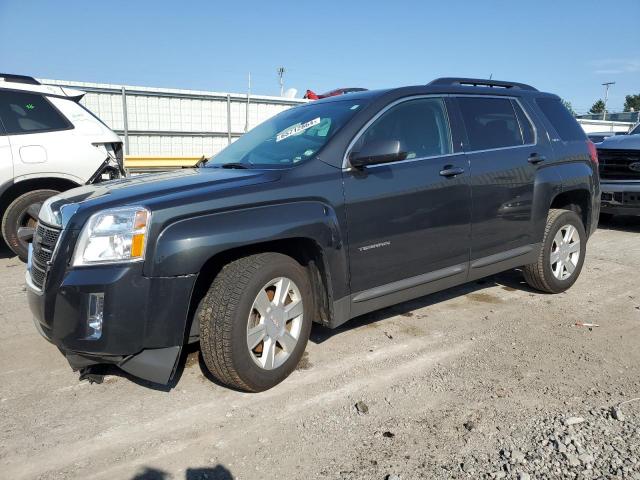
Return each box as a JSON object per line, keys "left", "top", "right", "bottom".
{"left": 624, "top": 94, "right": 640, "bottom": 112}
{"left": 561, "top": 99, "right": 576, "bottom": 116}
{"left": 589, "top": 99, "right": 605, "bottom": 114}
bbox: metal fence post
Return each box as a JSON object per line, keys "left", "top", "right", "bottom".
{"left": 121, "top": 86, "right": 130, "bottom": 155}
{"left": 245, "top": 72, "right": 251, "bottom": 133}
{"left": 226, "top": 94, "right": 232, "bottom": 144}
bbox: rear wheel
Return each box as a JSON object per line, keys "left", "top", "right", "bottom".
{"left": 199, "top": 252, "right": 313, "bottom": 392}
{"left": 1, "top": 189, "right": 59, "bottom": 261}
{"left": 523, "top": 209, "right": 586, "bottom": 293}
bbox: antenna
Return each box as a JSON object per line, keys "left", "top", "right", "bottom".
{"left": 277, "top": 67, "right": 285, "bottom": 97}
{"left": 601, "top": 81, "right": 615, "bottom": 121}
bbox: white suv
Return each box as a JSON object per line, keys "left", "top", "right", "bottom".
{"left": 0, "top": 74, "right": 124, "bottom": 260}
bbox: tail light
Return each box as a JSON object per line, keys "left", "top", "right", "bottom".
{"left": 587, "top": 140, "right": 598, "bottom": 165}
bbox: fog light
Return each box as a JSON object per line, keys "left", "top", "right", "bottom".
{"left": 86, "top": 293, "right": 104, "bottom": 340}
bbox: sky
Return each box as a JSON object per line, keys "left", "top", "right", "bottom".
{"left": 1, "top": 0, "right": 638, "bottom": 113}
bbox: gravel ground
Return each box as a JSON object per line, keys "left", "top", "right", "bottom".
{"left": 0, "top": 216, "right": 639, "bottom": 480}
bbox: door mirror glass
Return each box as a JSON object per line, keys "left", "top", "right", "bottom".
{"left": 349, "top": 139, "right": 407, "bottom": 168}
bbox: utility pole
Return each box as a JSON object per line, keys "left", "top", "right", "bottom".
{"left": 602, "top": 81, "right": 615, "bottom": 121}
{"left": 277, "top": 67, "right": 285, "bottom": 97}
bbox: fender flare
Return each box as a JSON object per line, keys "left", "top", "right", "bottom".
{"left": 12, "top": 172, "right": 85, "bottom": 186}
{"left": 531, "top": 166, "right": 563, "bottom": 243}
{"left": 145, "top": 200, "right": 349, "bottom": 301}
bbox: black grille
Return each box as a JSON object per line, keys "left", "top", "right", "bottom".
{"left": 36, "top": 223, "right": 60, "bottom": 245}
{"left": 30, "top": 262, "right": 46, "bottom": 287}
{"left": 29, "top": 222, "right": 61, "bottom": 289}
{"left": 598, "top": 149, "right": 640, "bottom": 180}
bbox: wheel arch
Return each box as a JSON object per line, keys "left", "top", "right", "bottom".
{"left": 185, "top": 237, "right": 336, "bottom": 343}
{"left": 549, "top": 188, "right": 592, "bottom": 231}
{"left": 532, "top": 161, "right": 598, "bottom": 242}
{"left": 148, "top": 201, "right": 349, "bottom": 341}
{"left": 0, "top": 176, "right": 80, "bottom": 217}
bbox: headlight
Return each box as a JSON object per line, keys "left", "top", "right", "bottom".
{"left": 39, "top": 196, "right": 63, "bottom": 226}
{"left": 72, "top": 207, "right": 150, "bottom": 266}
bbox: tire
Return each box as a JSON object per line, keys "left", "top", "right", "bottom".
{"left": 199, "top": 252, "right": 313, "bottom": 392}
{"left": 523, "top": 209, "right": 587, "bottom": 294}
{"left": 1, "top": 189, "right": 59, "bottom": 261}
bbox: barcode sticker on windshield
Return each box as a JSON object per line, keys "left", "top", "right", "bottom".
{"left": 276, "top": 117, "right": 321, "bottom": 142}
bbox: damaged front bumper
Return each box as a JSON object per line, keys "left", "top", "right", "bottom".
{"left": 88, "top": 142, "right": 126, "bottom": 184}
{"left": 26, "top": 256, "right": 196, "bottom": 385}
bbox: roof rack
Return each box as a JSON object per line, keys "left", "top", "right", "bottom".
{"left": 0, "top": 73, "right": 41, "bottom": 85}
{"left": 428, "top": 77, "right": 537, "bottom": 91}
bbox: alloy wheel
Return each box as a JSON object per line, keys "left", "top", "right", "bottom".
{"left": 550, "top": 224, "right": 581, "bottom": 280}
{"left": 246, "top": 277, "right": 304, "bottom": 370}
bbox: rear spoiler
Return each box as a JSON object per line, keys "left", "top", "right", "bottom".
{"left": 0, "top": 73, "right": 40, "bottom": 85}
{"left": 0, "top": 73, "right": 86, "bottom": 101}
{"left": 60, "top": 86, "right": 86, "bottom": 101}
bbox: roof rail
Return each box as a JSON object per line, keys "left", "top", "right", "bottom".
{"left": 0, "top": 73, "right": 41, "bottom": 85}
{"left": 428, "top": 77, "right": 537, "bottom": 91}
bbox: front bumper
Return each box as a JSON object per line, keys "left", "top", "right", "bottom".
{"left": 26, "top": 260, "right": 196, "bottom": 385}
{"left": 600, "top": 181, "right": 640, "bottom": 216}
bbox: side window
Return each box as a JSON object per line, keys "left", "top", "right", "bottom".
{"left": 535, "top": 97, "right": 585, "bottom": 142}
{"left": 0, "top": 90, "right": 70, "bottom": 134}
{"left": 457, "top": 97, "right": 523, "bottom": 151}
{"left": 353, "top": 98, "right": 452, "bottom": 160}
{"left": 512, "top": 100, "right": 535, "bottom": 145}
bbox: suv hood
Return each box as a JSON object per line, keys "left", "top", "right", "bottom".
{"left": 47, "top": 168, "right": 280, "bottom": 229}
{"left": 597, "top": 134, "right": 640, "bottom": 150}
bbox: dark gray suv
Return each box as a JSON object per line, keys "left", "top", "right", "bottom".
{"left": 26, "top": 78, "right": 600, "bottom": 391}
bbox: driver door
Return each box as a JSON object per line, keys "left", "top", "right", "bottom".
{"left": 342, "top": 97, "right": 471, "bottom": 312}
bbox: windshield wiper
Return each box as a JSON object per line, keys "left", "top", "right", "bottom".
{"left": 219, "top": 162, "right": 250, "bottom": 169}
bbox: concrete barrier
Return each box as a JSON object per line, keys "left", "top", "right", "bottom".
{"left": 124, "top": 155, "right": 205, "bottom": 174}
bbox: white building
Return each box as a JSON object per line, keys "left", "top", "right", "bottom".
{"left": 40, "top": 79, "right": 306, "bottom": 157}
{"left": 577, "top": 118, "right": 636, "bottom": 135}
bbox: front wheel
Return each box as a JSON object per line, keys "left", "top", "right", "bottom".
{"left": 199, "top": 252, "right": 313, "bottom": 392}
{"left": 1, "top": 189, "right": 59, "bottom": 261}
{"left": 523, "top": 209, "right": 586, "bottom": 293}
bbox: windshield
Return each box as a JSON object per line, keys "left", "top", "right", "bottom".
{"left": 205, "top": 99, "right": 366, "bottom": 168}
{"left": 631, "top": 123, "right": 640, "bottom": 135}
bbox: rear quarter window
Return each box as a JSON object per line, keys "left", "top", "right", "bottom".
{"left": 535, "top": 97, "right": 585, "bottom": 142}
{"left": 0, "top": 90, "right": 71, "bottom": 135}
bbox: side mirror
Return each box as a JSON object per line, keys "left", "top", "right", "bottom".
{"left": 349, "top": 140, "right": 407, "bottom": 169}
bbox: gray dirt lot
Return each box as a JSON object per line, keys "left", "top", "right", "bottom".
{"left": 0, "top": 217, "right": 639, "bottom": 480}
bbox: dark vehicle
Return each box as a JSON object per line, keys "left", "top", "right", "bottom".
{"left": 587, "top": 131, "right": 618, "bottom": 144}
{"left": 304, "top": 87, "right": 367, "bottom": 100}
{"left": 26, "top": 78, "right": 600, "bottom": 392}
{"left": 597, "top": 127, "right": 640, "bottom": 219}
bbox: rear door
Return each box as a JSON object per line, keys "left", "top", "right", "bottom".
{"left": 343, "top": 96, "right": 471, "bottom": 302}
{"left": 454, "top": 95, "right": 549, "bottom": 268}
{"left": 0, "top": 90, "right": 74, "bottom": 180}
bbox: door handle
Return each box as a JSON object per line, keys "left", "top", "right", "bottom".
{"left": 439, "top": 166, "right": 465, "bottom": 177}
{"left": 528, "top": 153, "right": 546, "bottom": 164}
